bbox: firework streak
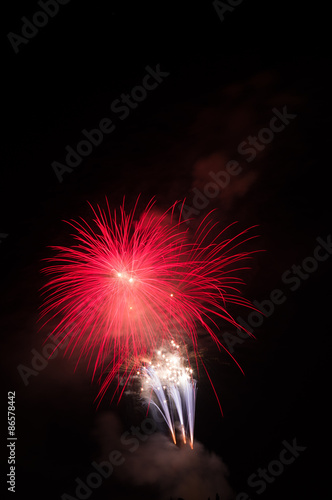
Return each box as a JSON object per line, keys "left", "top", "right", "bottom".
{"left": 138, "top": 341, "right": 197, "bottom": 448}
{"left": 39, "top": 197, "right": 258, "bottom": 412}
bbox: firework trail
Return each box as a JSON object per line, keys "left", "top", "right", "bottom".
{"left": 182, "top": 373, "right": 197, "bottom": 448}
{"left": 39, "top": 197, "right": 258, "bottom": 402}
{"left": 140, "top": 366, "right": 177, "bottom": 445}
{"left": 169, "top": 384, "right": 186, "bottom": 445}
{"left": 139, "top": 341, "right": 197, "bottom": 448}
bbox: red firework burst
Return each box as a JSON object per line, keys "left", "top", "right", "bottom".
{"left": 39, "top": 197, "right": 259, "bottom": 403}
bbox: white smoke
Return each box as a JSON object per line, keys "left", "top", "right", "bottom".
{"left": 120, "top": 432, "right": 234, "bottom": 500}
{"left": 94, "top": 412, "right": 234, "bottom": 500}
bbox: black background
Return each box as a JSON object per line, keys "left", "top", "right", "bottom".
{"left": 1, "top": 1, "right": 331, "bottom": 499}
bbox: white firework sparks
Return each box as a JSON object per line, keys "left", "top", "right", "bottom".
{"left": 138, "top": 341, "right": 197, "bottom": 449}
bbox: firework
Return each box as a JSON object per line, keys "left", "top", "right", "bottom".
{"left": 39, "top": 197, "right": 258, "bottom": 401}
{"left": 138, "top": 341, "right": 197, "bottom": 448}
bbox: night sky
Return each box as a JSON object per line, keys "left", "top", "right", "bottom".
{"left": 1, "top": 1, "right": 331, "bottom": 500}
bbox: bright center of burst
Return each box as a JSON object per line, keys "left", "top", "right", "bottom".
{"left": 116, "top": 271, "right": 134, "bottom": 283}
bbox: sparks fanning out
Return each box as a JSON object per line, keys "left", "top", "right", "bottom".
{"left": 138, "top": 341, "right": 197, "bottom": 449}
{"left": 39, "top": 197, "right": 258, "bottom": 404}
